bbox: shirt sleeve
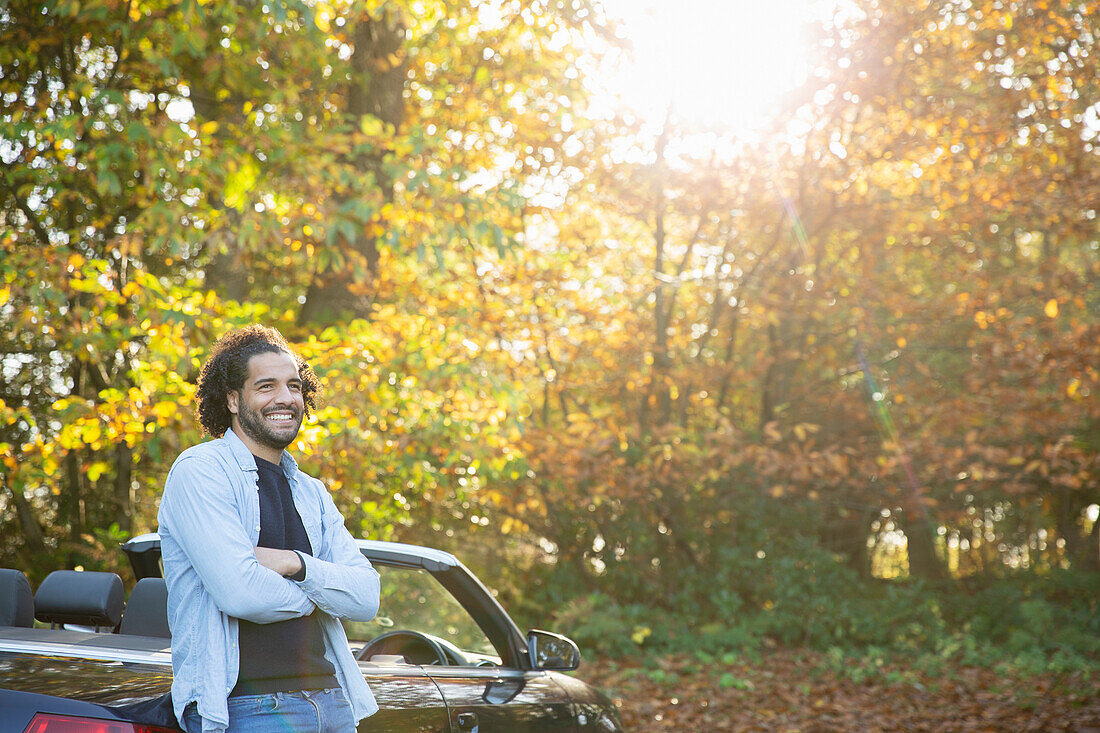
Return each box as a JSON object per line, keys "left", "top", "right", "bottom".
{"left": 160, "top": 455, "right": 316, "bottom": 623}
{"left": 289, "top": 551, "right": 307, "bottom": 582}
{"left": 292, "top": 478, "right": 380, "bottom": 622}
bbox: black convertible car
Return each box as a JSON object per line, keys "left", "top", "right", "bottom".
{"left": 0, "top": 535, "right": 623, "bottom": 732}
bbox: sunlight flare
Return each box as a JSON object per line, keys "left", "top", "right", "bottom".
{"left": 597, "top": 0, "right": 819, "bottom": 133}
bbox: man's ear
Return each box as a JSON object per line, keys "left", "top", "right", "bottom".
{"left": 227, "top": 389, "right": 239, "bottom": 415}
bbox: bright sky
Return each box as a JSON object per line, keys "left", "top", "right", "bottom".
{"left": 595, "top": 0, "right": 818, "bottom": 135}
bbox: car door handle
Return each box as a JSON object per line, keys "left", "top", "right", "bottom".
{"left": 456, "top": 711, "right": 478, "bottom": 731}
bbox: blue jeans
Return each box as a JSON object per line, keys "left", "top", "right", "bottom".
{"left": 182, "top": 688, "right": 356, "bottom": 733}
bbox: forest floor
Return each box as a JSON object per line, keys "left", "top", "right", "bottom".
{"left": 584, "top": 648, "right": 1100, "bottom": 732}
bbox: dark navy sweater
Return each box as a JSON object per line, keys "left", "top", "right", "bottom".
{"left": 230, "top": 456, "right": 337, "bottom": 696}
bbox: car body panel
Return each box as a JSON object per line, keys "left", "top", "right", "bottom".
{"left": 0, "top": 688, "right": 154, "bottom": 733}
{"left": 425, "top": 667, "right": 579, "bottom": 732}
{"left": 552, "top": 673, "right": 627, "bottom": 732}
{"left": 0, "top": 649, "right": 172, "bottom": 703}
{"left": 357, "top": 666, "right": 450, "bottom": 732}
{"left": 0, "top": 637, "right": 452, "bottom": 732}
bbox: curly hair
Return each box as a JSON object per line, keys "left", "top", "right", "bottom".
{"left": 195, "top": 325, "right": 321, "bottom": 437}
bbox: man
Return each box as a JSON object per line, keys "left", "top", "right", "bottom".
{"left": 158, "top": 325, "right": 379, "bottom": 732}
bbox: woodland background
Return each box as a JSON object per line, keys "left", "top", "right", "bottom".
{"left": 2, "top": 0, "right": 1099, "bottom": 722}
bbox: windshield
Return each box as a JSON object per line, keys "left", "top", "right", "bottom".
{"left": 342, "top": 564, "right": 498, "bottom": 658}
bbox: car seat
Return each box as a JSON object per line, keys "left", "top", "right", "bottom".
{"left": 120, "top": 577, "right": 171, "bottom": 638}
{"left": 0, "top": 568, "right": 34, "bottom": 627}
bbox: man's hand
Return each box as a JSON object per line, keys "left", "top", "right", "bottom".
{"left": 254, "top": 546, "right": 303, "bottom": 578}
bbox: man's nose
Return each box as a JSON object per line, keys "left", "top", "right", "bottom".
{"left": 273, "top": 383, "right": 300, "bottom": 404}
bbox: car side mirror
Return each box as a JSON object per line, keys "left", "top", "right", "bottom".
{"left": 526, "top": 629, "right": 580, "bottom": 671}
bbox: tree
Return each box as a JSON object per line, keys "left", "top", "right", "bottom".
{"left": 0, "top": 0, "right": 612, "bottom": 575}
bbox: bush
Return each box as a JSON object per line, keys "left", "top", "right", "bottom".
{"left": 547, "top": 542, "right": 1100, "bottom": 672}
{"left": 530, "top": 489, "right": 1100, "bottom": 670}
{"left": 938, "top": 569, "right": 1100, "bottom": 662}
{"left": 551, "top": 592, "right": 684, "bottom": 659}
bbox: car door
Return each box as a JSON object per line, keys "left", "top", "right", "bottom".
{"left": 347, "top": 560, "right": 580, "bottom": 731}
{"left": 425, "top": 667, "right": 577, "bottom": 732}
{"left": 359, "top": 666, "right": 451, "bottom": 733}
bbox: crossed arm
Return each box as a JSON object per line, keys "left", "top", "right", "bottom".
{"left": 254, "top": 547, "right": 303, "bottom": 577}
{"left": 160, "top": 457, "right": 378, "bottom": 624}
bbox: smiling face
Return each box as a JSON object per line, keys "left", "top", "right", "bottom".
{"left": 227, "top": 350, "right": 305, "bottom": 463}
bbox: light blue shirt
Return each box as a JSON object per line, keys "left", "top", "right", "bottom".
{"left": 158, "top": 428, "right": 380, "bottom": 732}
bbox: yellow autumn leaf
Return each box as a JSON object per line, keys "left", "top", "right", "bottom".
{"left": 153, "top": 401, "right": 178, "bottom": 424}
{"left": 87, "top": 461, "right": 108, "bottom": 482}
{"left": 359, "top": 114, "right": 385, "bottom": 137}
{"left": 81, "top": 421, "right": 102, "bottom": 445}
{"left": 223, "top": 157, "right": 259, "bottom": 210}
{"left": 1044, "top": 299, "right": 1059, "bottom": 318}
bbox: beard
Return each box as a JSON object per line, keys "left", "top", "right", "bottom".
{"left": 235, "top": 399, "right": 303, "bottom": 454}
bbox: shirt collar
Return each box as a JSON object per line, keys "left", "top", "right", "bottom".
{"left": 223, "top": 426, "right": 299, "bottom": 476}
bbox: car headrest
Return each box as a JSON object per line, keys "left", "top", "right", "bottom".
{"left": 34, "top": 570, "right": 124, "bottom": 629}
{"left": 119, "top": 577, "right": 171, "bottom": 638}
{"left": 0, "top": 569, "right": 34, "bottom": 627}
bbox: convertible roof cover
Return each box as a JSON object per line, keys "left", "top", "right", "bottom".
{"left": 354, "top": 540, "right": 459, "bottom": 572}
{"left": 123, "top": 533, "right": 460, "bottom": 573}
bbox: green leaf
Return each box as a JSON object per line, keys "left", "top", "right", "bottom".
{"left": 224, "top": 158, "right": 259, "bottom": 210}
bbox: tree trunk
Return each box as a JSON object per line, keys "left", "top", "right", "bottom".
{"left": 298, "top": 9, "right": 407, "bottom": 325}
{"left": 204, "top": 236, "right": 251, "bottom": 303}
{"left": 900, "top": 512, "right": 944, "bottom": 580}
{"left": 3, "top": 474, "right": 46, "bottom": 555}
{"left": 1086, "top": 513, "right": 1100, "bottom": 572}
{"left": 62, "top": 450, "right": 85, "bottom": 542}
{"left": 112, "top": 444, "right": 133, "bottom": 534}
{"left": 640, "top": 119, "right": 671, "bottom": 432}
{"left": 759, "top": 323, "right": 781, "bottom": 430}
{"left": 62, "top": 361, "right": 86, "bottom": 546}
{"left": 821, "top": 507, "right": 874, "bottom": 578}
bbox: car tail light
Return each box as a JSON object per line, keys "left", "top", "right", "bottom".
{"left": 23, "top": 714, "right": 177, "bottom": 733}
